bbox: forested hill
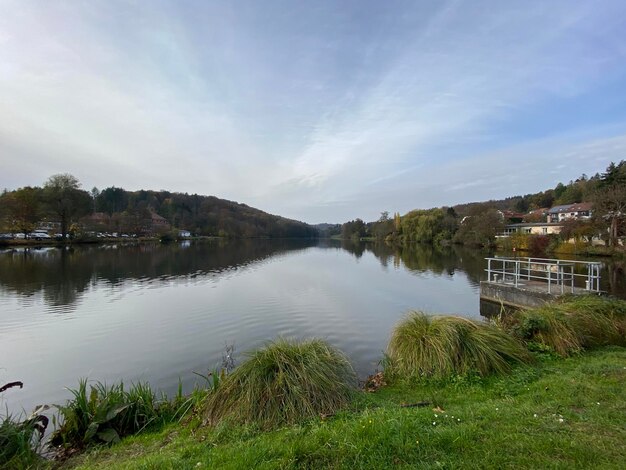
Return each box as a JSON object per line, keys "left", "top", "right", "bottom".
{"left": 0, "top": 176, "right": 318, "bottom": 238}
{"left": 94, "top": 187, "right": 318, "bottom": 238}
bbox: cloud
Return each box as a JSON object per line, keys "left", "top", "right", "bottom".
{"left": 1, "top": 1, "right": 626, "bottom": 222}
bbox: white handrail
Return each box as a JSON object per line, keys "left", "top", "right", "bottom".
{"left": 484, "top": 257, "right": 601, "bottom": 293}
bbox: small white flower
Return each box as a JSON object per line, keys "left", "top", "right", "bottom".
{"left": 457, "top": 418, "right": 460, "bottom": 422}
{"left": 432, "top": 421, "right": 436, "bottom": 425}
{"left": 434, "top": 414, "right": 438, "bottom": 418}
{"left": 495, "top": 408, "right": 499, "bottom": 411}
{"left": 558, "top": 418, "right": 564, "bottom": 423}
{"left": 533, "top": 414, "right": 538, "bottom": 418}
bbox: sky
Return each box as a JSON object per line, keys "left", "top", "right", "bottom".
{"left": 1, "top": 1, "right": 626, "bottom": 223}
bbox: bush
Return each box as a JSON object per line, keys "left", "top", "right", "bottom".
{"left": 51, "top": 379, "right": 193, "bottom": 450}
{"left": 504, "top": 296, "right": 626, "bottom": 357}
{"left": 386, "top": 312, "right": 531, "bottom": 380}
{"left": 203, "top": 338, "right": 356, "bottom": 429}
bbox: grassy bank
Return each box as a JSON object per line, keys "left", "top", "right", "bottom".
{"left": 64, "top": 347, "right": 626, "bottom": 469}
{"left": 5, "top": 296, "right": 625, "bottom": 468}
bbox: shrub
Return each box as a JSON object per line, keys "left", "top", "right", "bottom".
{"left": 203, "top": 338, "right": 356, "bottom": 429}
{"left": 386, "top": 312, "right": 531, "bottom": 380}
{"left": 504, "top": 296, "right": 626, "bottom": 356}
{"left": 50, "top": 379, "right": 192, "bottom": 450}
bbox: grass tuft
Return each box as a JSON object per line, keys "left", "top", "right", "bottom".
{"left": 386, "top": 312, "right": 531, "bottom": 380}
{"left": 203, "top": 338, "right": 357, "bottom": 429}
{"left": 504, "top": 296, "right": 626, "bottom": 357}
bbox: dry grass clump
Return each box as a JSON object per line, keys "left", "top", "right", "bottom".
{"left": 505, "top": 296, "right": 626, "bottom": 356}
{"left": 203, "top": 338, "right": 356, "bottom": 429}
{"left": 386, "top": 312, "right": 531, "bottom": 380}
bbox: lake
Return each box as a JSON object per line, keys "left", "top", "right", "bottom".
{"left": 1, "top": 240, "right": 624, "bottom": 416}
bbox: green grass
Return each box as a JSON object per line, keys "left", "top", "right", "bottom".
{"left": 64, "top": 347, "right": 626, "bottom": 469}
{"left": 386, "top": 312, "right": 531, "bottom": 380}
{"left": 203, "top": 338, "right": 357, "bottom": 429}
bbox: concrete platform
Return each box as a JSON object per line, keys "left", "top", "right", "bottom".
{"left": 479, "top": 280, "right": 598, "bottom": 309}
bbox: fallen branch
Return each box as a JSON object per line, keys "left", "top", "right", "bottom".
{"left": 0, "top": 381, "right": 24, "bottom": 393}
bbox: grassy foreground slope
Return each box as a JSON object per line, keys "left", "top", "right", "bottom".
{"left": 67, "top": 347, "right": 626, "bottom": 470}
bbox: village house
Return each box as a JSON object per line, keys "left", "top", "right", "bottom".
{"left": 547, "top": 202, "right": 593, "bottom": 223}
{"left": 500, "top": 222, "right": 563, "bottom": 237}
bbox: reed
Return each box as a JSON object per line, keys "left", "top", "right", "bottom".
{"left": 203, "top": 338, "right": 357, "bottom": 429}
{"left": 386, "top": 312, "right": 531, "bottom": 380}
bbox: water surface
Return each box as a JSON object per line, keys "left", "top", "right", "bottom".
{"left": 0, "top": 240, "right": 622, "bottom": 415}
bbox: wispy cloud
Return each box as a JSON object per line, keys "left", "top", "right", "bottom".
{"left": 1, "top": 1, "right": 626, "bottom": 222}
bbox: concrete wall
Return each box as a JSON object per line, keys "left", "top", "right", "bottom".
{"left": 479, "top": 281, "right": 556, "bottom": 309}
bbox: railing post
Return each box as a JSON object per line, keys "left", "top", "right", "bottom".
{"left": 547, "top": 266, "right": 551, "bottom": 294}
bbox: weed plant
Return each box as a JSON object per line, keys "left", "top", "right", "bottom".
{"left": 51, "top": 379, "right": 198, "bottom": 450}
{"left": 0, "top": 413, "right": 42, "bottom": 468}
{"left": 386, "top": 312, "right": 531, "bottom": 380}
{"left": 203, "top": 338, "right": 357, "bottom": 429}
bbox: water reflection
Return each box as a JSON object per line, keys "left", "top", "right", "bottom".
{"left": 1, "top": 241, "right": 623, "bottom": 313}
{"left": 0, "top": 240, "right": 317, "bottom": 312}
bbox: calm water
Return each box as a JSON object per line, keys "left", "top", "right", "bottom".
{"left": 1, "top": 240, "right": 624, "bottom": 415}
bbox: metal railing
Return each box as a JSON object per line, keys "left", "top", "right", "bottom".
{"left": 485, "top": 257, "right": 602, "bottom": 294}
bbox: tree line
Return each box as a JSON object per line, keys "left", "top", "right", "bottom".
{"left": 341, "top": 160, "right": 626, "bottom": 248}
{"left": 0, "top": 174, "right": 318, "bottom": 239}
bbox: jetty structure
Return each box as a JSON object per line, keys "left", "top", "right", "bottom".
{"left": 479, "top": 257, "right": 602, "bottom": 309}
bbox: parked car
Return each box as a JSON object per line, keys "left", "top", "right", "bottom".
{"left": 0, "top": 233, "right": 13, "bottom": 240}
{"left": 14, "top": 233, "right": 26, "bottom": 239}
{"left": 31, "top": 231, "right": 52, "bottom": 240}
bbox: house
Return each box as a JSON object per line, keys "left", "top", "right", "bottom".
{"left": 178, "top": 230, "right": 191, "bottom": 238}
{"left": 149, "top": 210, "right": 170, "bottom": 231}
{"left": 499, "top": 222, "right": 563, "bottom": 237}
{"left": 524, "top": 208, "right": 549, "bottom": 223}
{"left": 547, "top": 202, "right": 592, "bottom": 223}
{"left": 498, "top": 210, "right": 525, "bottom": 223}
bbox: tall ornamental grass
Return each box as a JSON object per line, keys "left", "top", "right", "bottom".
{"left": 505, "top": 295, "right": 626, "bottom": 356}
{"left": 386, "top": 312, "right": 531, "bottom": 380}
{"left": 203, "top": 338, "right": 357, "bottom": 429}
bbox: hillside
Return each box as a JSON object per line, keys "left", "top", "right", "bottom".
{"left": 0, "top": 178, "right": 318, "bottom": 239}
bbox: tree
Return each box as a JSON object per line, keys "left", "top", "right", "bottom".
{"left": 453, "top": 208, "right": 504, "bottom": 247}
{"left": 592, "top": 161, "right": 626, "bottom": 247}
{"left": 2, "top": 186, "right": 41, "bottom": 234}
{"left": 90, "top": 187, "right": 100, "bottom": 212}
{"left": 372, "top": 211, "right": 393, "bottom": 240}
{"left": 43, "top": 174, "right": 91, "bottom": 239}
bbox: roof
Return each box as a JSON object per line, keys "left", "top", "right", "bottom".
{"left": 548, "top": 202, "right": 592, "bottom": 214}
{"left": 548, "top": 204, "right": 574, "bottom": 214}
{"left": 505, "top": 223, "right": 562, "bottom": 228}
{"left": 568, "top": 202, "right": 592, "bottom": 212}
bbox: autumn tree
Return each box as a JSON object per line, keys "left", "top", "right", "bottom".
{"left": 592, "top": 161, "right": 626, "bottom": 247}
{"left": 2, "top": 186, "right": 42, "bottom": 234}
{"left": 43, "top": 174, "right": 91, "bottom": 238}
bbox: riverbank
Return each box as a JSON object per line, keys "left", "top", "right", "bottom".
{"left": 62, "top": 347, "right": 626, "bottom": 469}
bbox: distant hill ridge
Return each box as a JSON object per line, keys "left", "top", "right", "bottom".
{"left": 91, "top": 187, "right": 318, "bottom": 238}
